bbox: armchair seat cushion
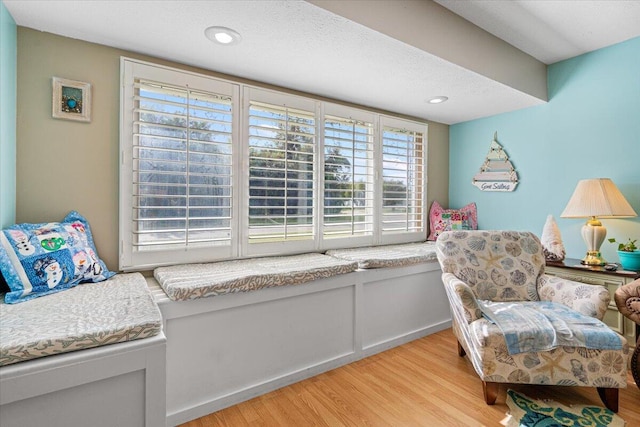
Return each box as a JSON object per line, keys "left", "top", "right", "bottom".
{"left": 462, "top": 316, "right": 629, "bottom": 387}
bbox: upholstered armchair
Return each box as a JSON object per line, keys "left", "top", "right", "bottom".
{"left": 435, "top": 230, "right": 629, "bottom": 412}
{"left": 614, "top": 278, "right": 640, "bottom": 389}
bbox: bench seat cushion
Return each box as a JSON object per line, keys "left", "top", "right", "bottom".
{"left": 0, "top": 273, "right": 162, "bottom": 366}
{"left": 325, "top": 241, "right": 437, "bottom": 269}
{"left": 154, "top": 253, "right": 358, "bottom": 301}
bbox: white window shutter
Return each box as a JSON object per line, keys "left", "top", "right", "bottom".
{"left": 323, "top": 115, "right": 374, "bottom": 240}
{"left": 247, "top": 100, "right": 316, "bottom": 244}
{"left": 380, "top": 117, "right": 426, "bottom": 241}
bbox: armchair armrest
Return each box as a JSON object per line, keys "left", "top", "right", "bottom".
{"left": 537, "top": 274, "right": 610, "bottom": 320}
{"left": 442, "top": 272, "right": 482, "bottom": 324}
{"left": 614, "top": 278, "right": 640, "bottom": 325}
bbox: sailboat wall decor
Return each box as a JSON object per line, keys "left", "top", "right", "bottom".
{"left": 472, "top": 132, "right": 518, "bottom": 192}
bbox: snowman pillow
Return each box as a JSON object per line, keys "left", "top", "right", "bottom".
{"left": 0, "top": 211, "right": 114, "bottom": 303}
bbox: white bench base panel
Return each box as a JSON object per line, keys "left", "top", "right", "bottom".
{"left": 150, "top": 261, "right": 451, "bottom": 426}
{"left": 0, "top": 333, "right": 166, "bottom": 427}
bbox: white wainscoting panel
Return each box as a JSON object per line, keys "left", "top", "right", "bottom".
{"left": 151, "top": 261, "right": 450, "bottom": 426}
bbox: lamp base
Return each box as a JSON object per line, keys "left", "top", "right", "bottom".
{"left": 581, "top": 250, "right": 607, "bottom": 266}
{"left": 580, "top": 218, "right": 607, "bottom": 266}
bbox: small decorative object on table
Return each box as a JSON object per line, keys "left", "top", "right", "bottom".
{"left": 52, "top": 77, "right": 92, "bottom": 122}
{"left": 541, "top": 214, "right": 565, "bottom": 261}
{"left": 609, "top": 237, "right": 640, "bottom": 271}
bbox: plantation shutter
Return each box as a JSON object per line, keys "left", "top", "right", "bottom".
{"left": 323, "top": 115, "right": 374, "bottom": 239}
{"left": 132, "top": 80, "right": 233, "bottom": 251}
{"left": 121, "top": 59, "right": 428, "bottom": 269}
{"left": 248, "top": 100, "right": 316, "bottom": 243}
{"left": 381, "top": 124, "right": 425, "bottom": 235}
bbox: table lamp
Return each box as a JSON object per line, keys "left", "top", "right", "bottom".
{"left": 561, "top": 178, "right": 637, "bottom": 265}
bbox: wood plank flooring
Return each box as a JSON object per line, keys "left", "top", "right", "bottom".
{"left": 180, "top": 328, "right": 640, "bottom": 426}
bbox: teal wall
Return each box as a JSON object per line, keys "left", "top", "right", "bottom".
{"left": 0, "top": 0, "right": 16, "bottom": 228}
{"left": 449, "top": 36, "right": 640, "bottom": 265}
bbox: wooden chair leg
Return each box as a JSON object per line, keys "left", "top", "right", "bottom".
{"left": 457, "top": 340, "right": 466, "bottom": 357}
{"left": 597, "top": 387, "right": 619, "bottom": 413}
{"left": 482, "top": 381, "right": 498, "bottom": 405}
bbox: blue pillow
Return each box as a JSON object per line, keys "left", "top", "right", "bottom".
{"left": 0, "top": 211, "right": 115, "bottom": 303}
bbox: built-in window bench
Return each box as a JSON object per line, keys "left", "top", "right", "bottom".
{"left": 0, "top": 273, "right": 166, "bottom": 427}
{"left": 148, "top": 243, "right": 451, "bottom": 426}
{"left": 1, "top": 242, "right": 451, "bottom": 427}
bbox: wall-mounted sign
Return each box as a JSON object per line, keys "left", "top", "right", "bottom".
{"left": 472, "top": 132, "right": 518, "bottom": 192}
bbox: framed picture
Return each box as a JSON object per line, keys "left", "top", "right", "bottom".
{"left": 52, "top": 77, "right": 92, "bottom": 122}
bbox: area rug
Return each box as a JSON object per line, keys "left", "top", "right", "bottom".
{"left": 505, "top": 389, "right": 626, "bottom": 427}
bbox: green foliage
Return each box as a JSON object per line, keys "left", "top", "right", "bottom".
{"left": 324, "top": 147, "right": 352, "bottom": 214}
{"left": 608, "top": 237, "right": 638, "bottom": 252}
{"left": 383, "top": 180, "right": 408, "bottom": 206}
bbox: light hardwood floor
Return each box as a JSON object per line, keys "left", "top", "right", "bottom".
{"left": 180, "top": 328, "right": 640, "bottom": 426}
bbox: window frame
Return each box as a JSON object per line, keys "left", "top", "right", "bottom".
{"left": 119, "top": 58, "right": 241, "bottom": 270}
{"left": 378, "top": 116, "right": 428, "bottom": 246}
{"left": 120, "top": 58, "right": 427, "bottom": 270}
{"left": 319, "top": 103, "right": 377, "bottom": 250}
{"left": 241, "top": 86, "right": 319, "bottom": 258}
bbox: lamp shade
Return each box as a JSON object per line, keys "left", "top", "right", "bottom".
{"left": 561, "top": 178, "right": 637, "bottom": 218}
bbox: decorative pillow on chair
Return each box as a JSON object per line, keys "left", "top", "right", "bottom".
{"left": 427, "top": 200, "right": 477, "bottom": 241}
{"left": 0, "top": 211, "right": 114, "bottom": 303}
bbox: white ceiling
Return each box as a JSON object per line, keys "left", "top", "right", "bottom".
{"left": 435, "top": 0, "right": 640, "bottom": 65}
{"left": 5, "top": 0, "right": 640, "bottom": 125}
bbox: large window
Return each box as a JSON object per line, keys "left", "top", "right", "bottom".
{"left": 248, "top": 101, "right": 316, "bottom": 244}
{"left": 120, "top": 60, "right": 239, "bottom": 269}
{"left": 381, "top": 118, "right": 425, "bottom": 237}
{"left": 120, "top": 59, "right": 426, "bottom": 270}
{"left": 323, "top": 110, "right": 374, "bottom": 242}
{"left": 133, "top": 81, "right": 233, "bottom": 249}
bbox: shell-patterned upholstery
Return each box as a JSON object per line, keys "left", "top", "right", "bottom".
{"left": 437, "top": 230, "right": 544, "bottom": 302}
{"left": 435, "top": 230, "right": 629, "bottom": 402}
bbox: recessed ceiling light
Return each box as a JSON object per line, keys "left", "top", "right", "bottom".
{"left": 427, "top": 96, "right": 448, "bottom": 104}
{"left": 204, "top": 26, "right": 242, "bottom": 45}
